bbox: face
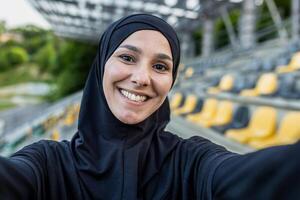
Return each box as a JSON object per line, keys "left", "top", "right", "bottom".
{"left": 103, "top": 30, "right": 173, "bottom": 124}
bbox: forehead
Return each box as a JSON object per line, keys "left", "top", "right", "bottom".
{"left": 118, "top": 30, "right": 172, "bottom": 56}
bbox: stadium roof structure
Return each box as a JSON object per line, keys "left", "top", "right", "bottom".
{"left": 27, "top": 0, "right": 243, "bottom": 42}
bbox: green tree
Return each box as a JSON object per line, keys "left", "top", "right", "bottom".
{"left": 6, "top": 46, "right": 29, "bottom": 66}
{"left": 33, "top": 43, "right": 57, "bottom": 72}
{"left": 50, "top": 39, "right": 97, "bottom": 99}
{"left": 0, "top": 50, "right": 9, "bottom": 71}
{"left": 0, "top": 46, "right": 29, "bottom": 71}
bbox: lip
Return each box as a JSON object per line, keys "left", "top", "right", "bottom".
{"left": 117, "top": 87, "right": 152, "bottom": 98}
{"left": 117, "top": 87, "right": 150, "bottom": 106}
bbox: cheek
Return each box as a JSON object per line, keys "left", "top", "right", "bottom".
{"left": 104, "top": 61, "right": 130, "bottom": 85}
{"left": 152, "top": 75, "right": 172, "bottom": 98}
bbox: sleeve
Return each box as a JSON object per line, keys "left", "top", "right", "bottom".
{"left": 0, "top": 156, "right": 36, "bottom": 199}
{"left": 212, "top": 141, "right": 300, "bottom": 200}
{"left": 0, "top": 142, "right": 47, "bottom": 200}
{"left": 178, "top": 136, "right": 237, "bottom": 200}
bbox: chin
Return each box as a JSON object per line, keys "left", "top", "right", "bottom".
{"left": 117, "top": 113, "right": 145, "bottom": 125}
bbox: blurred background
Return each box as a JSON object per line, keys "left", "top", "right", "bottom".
{"left": 0, "top": 0, "right": 299, "bottom": 156}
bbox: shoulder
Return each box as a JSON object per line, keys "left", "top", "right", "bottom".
{"left": 11, "top": 140, "right": 72, "bottom": 168}
{"left": 179, "top": 136, "right": 226, "bottom": 151}
{"left": 174, "top": 136, "right": 235, "bottom": 164}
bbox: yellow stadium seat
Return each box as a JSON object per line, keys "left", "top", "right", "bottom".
{"left": 170, "top": 92, "right": 183, "bottom": 110}
{"left": 178, "top": 63, "right": 185, "bottom": 72}
{"left": 276, "top": 52, "right": 300, "bottom": 73}
{"left": 197, "top": 101, "right": 234, "bottom": 128}
{"left": 208, "top": 74, "right": 234, "bottom": 94}
{"left": 184, "top": 67, "right": 194, "bottom": 79}
{"left": 51, "top": 129, "right": 60, "bottom": 141}
{"left": 240, "top": 73, "right": 278, "bottom": 97}
{"left": 225, "top": 107, "right": 277, "bottom": 144}
{"left": 249, "top": 112, "right": 300, "bottom": 149}
{"left": 64, "top": 112, "right": 76, "bottom": 126}
{"left": 186, "top": 98, "right": 218, "bottom": 123}
{"left": 173, "top": 95, "right": 197, "bottom": 115}
{"left": 74, "top": 103, "right": 80, "bottom": 113}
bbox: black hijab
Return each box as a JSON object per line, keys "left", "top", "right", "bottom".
{"left": 70, "top": 13, "right": 182, "bottom": 198}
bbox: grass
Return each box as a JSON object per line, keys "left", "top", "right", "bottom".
{"left": 0, "top": 101, "right": 16, "bottom": 111}
{"left": 0, "top": 63, "right": 52, "bottom": 87}
{"left": 0, "top": 63, "right": 54, "bottom": 111}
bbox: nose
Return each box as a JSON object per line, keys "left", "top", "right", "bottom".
{"left": 131, "top": 66, "right": 151, "bottom": 87}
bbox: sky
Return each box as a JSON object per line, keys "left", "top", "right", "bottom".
{"left": 0, "top": 0, "right": 50, "bottom": 29}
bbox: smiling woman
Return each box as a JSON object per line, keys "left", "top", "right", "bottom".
{"left": 103, "top": 30, "right": 173, "bottom": 124}
{"left": 0, "top": 13, "right": 300, "bottom": 200}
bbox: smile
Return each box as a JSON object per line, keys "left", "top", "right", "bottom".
{"left": 119, "top": 89, "right": 149, "bottom": 102}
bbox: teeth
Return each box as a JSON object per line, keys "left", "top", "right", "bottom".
{"left": 120, "top": 89, "right": 147, "bottom": 102}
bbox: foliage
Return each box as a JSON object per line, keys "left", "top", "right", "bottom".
{"left": 0, "top": 47, "right": 29, "bottom": 71}
{"left": 256, "top": 0, "right": 291, "bottom": 43}
{"left": 192, "top": 30, "right": 202, "bottom": 56}
{"left": 0, "top": 22, "right": 98, "bottom": 102}
{"left": 13, "top": 25, "right": 53, "bottom": 55}
{"left": 6, "top": 46, "right": 29, "bottom": 65}
{"left": 0, "top": 64, "right": 49, "bottom": 87}
{"left": 0, "top": 50, "right": 9, "bottom": 71}
{"left": 33, "top": 43, "right": 57, "bottom": 72}
{"left": 214, "top": 9, "right": 241, "bottom": 49}
{"left": 49, "top": 40, "right": 97, "bottom": 100}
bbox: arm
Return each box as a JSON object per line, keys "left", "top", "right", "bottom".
{"left": 213, "top": 141, "right": 300, "bottom": 199}
{"left": 0, "top": 141, "right": 47, "bottom": 200}
{"left": 0, "top": 156, "right": 36, "bottom": 199}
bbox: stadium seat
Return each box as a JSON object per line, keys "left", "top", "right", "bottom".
{"left": 277, "top": 74, "right": 300, "bottom": 99}
{"left": 276, "top": 51, "right": 300, "bottom": 73}
{"left": 240, "top": 73, "right": 278, "bottom": 97}
{"left": 178, "top": 63, "right": 185, "bottom": 73}
{"left": 231, "top": 74, "right": 258, "bottom": 94}
{"left": 51, "top": 129, "right": 60, "bottom": 141}
{"left": 181, "top": 99, "right": 204, "bottom": 117}
{"left": 207, "top": 74, "right": 234, "bottom": 94}
{"left": 294, "top": 79, "right": 300, "bottom": 98}
{"left": 170, "top": 92, "right": 184, "bottom": 110}
{"left": 261, "top": 59, "right": 276, "bottom": 72}
{"left": 197, "top": 101, "right": 233, "bottom": 128}
{"left": 249, "top": 112, "right": 300, "bottom": 149}
{"left": 225, "top": 106, "right": 277, "bottom": 144}
{"left": 275, "top": 56, "right": 289, "bottom": 67}
{"left": 184, "top": 67, "right": 194, "bottom": 79}
{"left": 186, "top": 98, "right": 218, "bottom": 123}
{"left": 212, "top": 105, "right": 250, "bottom": 133}
{"left": 173, "top": 94, "right": 197, "bottom": 115}
{"left": 64, "top": 110, "right": 77, "bottom": 126}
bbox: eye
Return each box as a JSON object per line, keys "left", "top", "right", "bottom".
{"left": 153, "top": 63, "right": 169, "bottom": 72}
{"left": 119, "top": 54, "right": 135, "bottom": 63}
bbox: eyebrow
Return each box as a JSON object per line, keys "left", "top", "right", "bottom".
{"left": 119, "top": 44, "right": 173, "bottom": 61}
{"left": 119, "top": 44, "right": 142, "bottom": 54}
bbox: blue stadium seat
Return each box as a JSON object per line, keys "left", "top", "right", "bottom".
{"left": 211, "top": 105, "right": 250, "bottom": 134}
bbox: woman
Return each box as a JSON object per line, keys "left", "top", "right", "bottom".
{"left": 0, "top": 13, "right": 299, "bottom": 200}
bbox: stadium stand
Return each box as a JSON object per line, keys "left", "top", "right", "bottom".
{"left": 169, "top": 39, "right": 300, "bottom": 151}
